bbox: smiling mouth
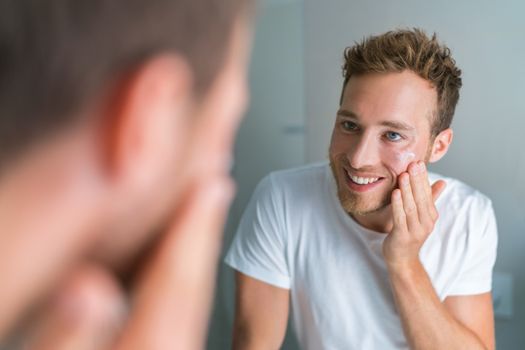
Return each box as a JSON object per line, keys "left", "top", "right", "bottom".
{"left": 344, "top": 169, "right": 385, "bottom": 190}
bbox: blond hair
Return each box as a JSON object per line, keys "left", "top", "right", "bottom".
{"left": 341, "top": 28, "right": 462, "bottom": 136}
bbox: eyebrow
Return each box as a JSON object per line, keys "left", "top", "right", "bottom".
{"left": 336, "top": 109, "right": 415, "bottom": 132}
{"left": 381, "top": 120, "right": 415, "bottom": 131}
{"left": 337, "top": 109, "right": 358, "bottom": 118}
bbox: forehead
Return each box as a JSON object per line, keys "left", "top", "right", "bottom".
{"left": 340, "top": 71, "right": 437, "bottom": 130}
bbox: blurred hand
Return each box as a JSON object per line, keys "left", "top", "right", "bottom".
{"left": 25, "top": 176, "right": 234, "bottom": 350}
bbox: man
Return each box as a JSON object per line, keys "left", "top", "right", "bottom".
{"left": 226, "top": 29, "right": 497, "bottom": 349}
{"left": 0, "top": 0, "right": 252, "bottom": 348}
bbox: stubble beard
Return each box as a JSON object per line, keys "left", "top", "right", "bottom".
{"left": 329, "top": 158, "right": 392, "bottom": 216}
{"left": 329, "top": 142, "right": 434, "bottom": 217}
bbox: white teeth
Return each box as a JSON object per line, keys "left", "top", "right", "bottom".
{"left": 347, "top": 171, "right": 380, "bottom": 185}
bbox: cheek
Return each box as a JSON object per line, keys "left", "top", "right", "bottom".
{"left": 211, "top": 79, "right": 246, "bottom": 156}
{"left": 382, "top": 148, "right": 417, "bottom": 175}
{"left": 393, "top": 150, "right": 416, "bottom": 173}
{"left": 185, "top": 78, "right": 247, "bottom": 178}
{"left": 329, "top": 129, "right": 351, "bottom": 155}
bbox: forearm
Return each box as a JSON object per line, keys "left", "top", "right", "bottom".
{"left": 232, "top": 325, "right": 283, "bottom": 350}
{"left": 387, "top": 260, "right": 488, "bottom": 350}
{"left": 233, "top": 273, "right": 289, "bottom": 350}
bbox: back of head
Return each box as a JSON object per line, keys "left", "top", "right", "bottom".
{"left": 0, "top": 0, "right": 250, "bottom": 169}
{"left": 341, "top": 28, "right": 462, "bottom": 136}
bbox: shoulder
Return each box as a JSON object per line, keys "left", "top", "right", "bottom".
{"left": 250, "top": 162, "right": 331, "bottom": 214}
{"left": 430, "top": 172, "right": 493, "bottom": 215}
{"left": 264, "top": 162, "right": 329, "bottom": 195}
{"left": 267, "top": 161, "right": 328, "bottom": 185}
{"left": 429, "top": 172, "right": 496, "bottom": 243}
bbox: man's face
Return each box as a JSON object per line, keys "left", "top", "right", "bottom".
{"left": 183, "top": 19, "right": 251, "bottom": 184}
{"left": 94, "top": 17, "right": 252, "bottom": 268}
{"left": 146, "top": 17, "right": 252, "bottom": 232}
{"left": 329, "top": 71, "right": 438, "bottom": 215}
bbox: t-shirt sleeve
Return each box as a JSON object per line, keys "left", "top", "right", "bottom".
{"left": 448, "top": 198, "right": 498, "bottom": 295}
{"left": 224, "top": 174, "right": 290, "bottom": 289}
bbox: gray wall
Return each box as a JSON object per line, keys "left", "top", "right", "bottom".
{"left": 304, "top": 0, "right": 525, "bottom": 349}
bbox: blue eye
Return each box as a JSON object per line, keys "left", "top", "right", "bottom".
{"left": 341, "top": 121, "right": 358, "bottom": 131}
{"left": 385, "top": 131, "right": 402, "bottom": 142}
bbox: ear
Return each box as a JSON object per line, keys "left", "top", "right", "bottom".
{"left": 101, "top": 54, "right": 193, "bottom": 190}
{"left": 428, "top": 128, "right": 453, "bottom": 163}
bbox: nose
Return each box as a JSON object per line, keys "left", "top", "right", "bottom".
{"left": 347, "top": 133, "right": 380, "bottom": 170}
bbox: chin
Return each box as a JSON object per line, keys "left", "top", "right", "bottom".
{"left": 338, "top": 191, "right": 391, "bottom": 215}
{"left": 329, "top": 155, "right": 393, "bottom": 215}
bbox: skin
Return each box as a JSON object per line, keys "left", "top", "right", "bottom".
{"left": 329, "top": 71, "right": 446, "bottom": 230}
{"left": 233, "top": 273, "right": 289, "bottom": 350}
{"left": 0, "top": 14, "right": 251, "bottom": 350}
{"left": 387, "top": 162, "right": 494, "bottom": 350}
{"left": 233, "top": 71, "right": 494, "bottom": 349}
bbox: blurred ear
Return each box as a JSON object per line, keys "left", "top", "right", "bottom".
{"left": 428, "top": 128, "right": 453, "bottom": 163}
{"left": 101, "top": 55, "right": 193, "bottom": 190}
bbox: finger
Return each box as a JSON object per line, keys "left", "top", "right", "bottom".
{"left": 398, "top": 172, "right": 419, "bottom": 232}
{"left": 408, "top": 161, "right": 433, "bottom": 227}
{"left": 391, "top": 189, "right": 408, "bottom": 233}
{"left": 431, "top": 180, "right": 447, "bottom": 202}
{"left": 26, "top": 264, "right": 126, "bottom": 350}
{"left": 115, "top": 177, "right": 234, "bottom": 350}
{"left": 407, "top": 161, "right": 431, "bottom": 204}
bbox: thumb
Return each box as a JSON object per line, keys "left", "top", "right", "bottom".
{"left": 431, "top": 180, "right": 447, "bottom": 202}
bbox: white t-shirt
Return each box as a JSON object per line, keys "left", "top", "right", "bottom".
{"left": 225, "top": 162, "right": 498, "bottom": 350}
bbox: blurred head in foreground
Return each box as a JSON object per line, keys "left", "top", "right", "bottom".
{"left": 0, "top": 0, "right": 253, "bottom": 343}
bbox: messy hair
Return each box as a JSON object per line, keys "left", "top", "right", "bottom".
{"left": 341, "top": 28, "right": 462, "bottom": 136}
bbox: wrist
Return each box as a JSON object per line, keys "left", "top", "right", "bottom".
{"left": 385, "top": 257, "right": 422, "bottom": 276}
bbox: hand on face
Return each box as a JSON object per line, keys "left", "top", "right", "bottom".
{"left": 24, "top": 176, "right": 234, "bottom": 349}
{"left": 382, "top": 161, "right": 446, "bottom": 269}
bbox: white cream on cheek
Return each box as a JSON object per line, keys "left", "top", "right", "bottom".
{"left": 388, "top": 150, "right": 416, "bottom": 174}
{"left": 396, "top": 151, "right": 416, "bottom": 166}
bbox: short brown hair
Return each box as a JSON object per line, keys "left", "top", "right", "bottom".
{"left": 341, "top": 28, "right": 462, "bottom": 136}
{"left": 0, "top": 0, "right": 252, "bottom": 169}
